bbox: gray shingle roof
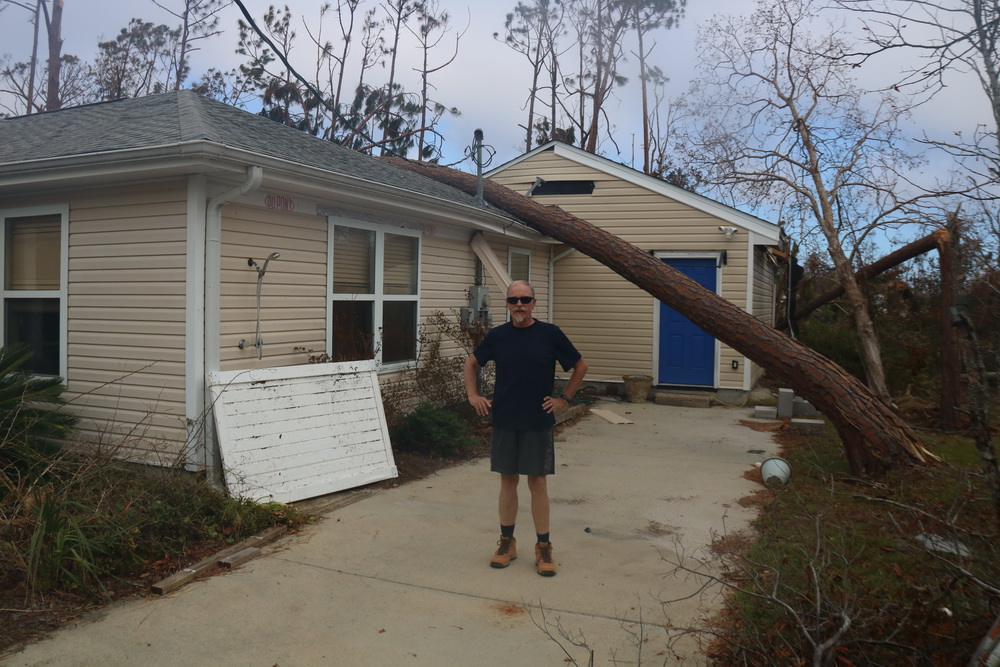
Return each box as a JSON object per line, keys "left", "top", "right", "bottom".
{"left": 0, "top": 90, "right": 496, "bottom": 212}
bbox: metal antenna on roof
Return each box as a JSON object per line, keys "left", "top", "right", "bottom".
{"left": 465, "top": 129, "right": 495, "bottom": 204}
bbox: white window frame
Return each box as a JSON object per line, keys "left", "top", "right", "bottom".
{"left": 0, "top": 205, "right": 69, "bottom": 378}
{"left": 327, "top": 218, "right": 421, "bottom": 371}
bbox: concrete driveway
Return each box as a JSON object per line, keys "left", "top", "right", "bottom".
{"left": 4, "top": 400, "right": 781, "bottom": 666}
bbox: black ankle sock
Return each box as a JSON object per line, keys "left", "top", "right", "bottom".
{"left": 500, "top": 524, "right": 515, "bottom": 538}
{"left": 536, "top": 532, "right": 549, "bottom": 544}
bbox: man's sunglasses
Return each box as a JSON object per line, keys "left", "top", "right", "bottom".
{"left": 506, "top": 296, "right": 535, "bottom": 305}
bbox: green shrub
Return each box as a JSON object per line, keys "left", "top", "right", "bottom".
{"left": 0, "top": 344, "right": 78, "bottom": 475}
{"left": 390, "top": 402, "right": 478, "bottom": 458}
{"left": 379, "top": 310, "right": 492, "bottom": 429}
{"left": 13, "top": 457, "right": 303, "bottom": 597}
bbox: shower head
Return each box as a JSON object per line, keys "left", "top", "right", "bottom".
{"left": 260, "top": 252, "right": 280, "bottom": 276}
{"left": 249, "top": 254, "right": 279, "bottom": 277}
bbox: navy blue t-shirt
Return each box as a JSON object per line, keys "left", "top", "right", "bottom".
{"left": 473, "top": 319, "right": 582, "bottom": 430}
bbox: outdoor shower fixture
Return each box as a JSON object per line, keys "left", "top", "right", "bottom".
{"left": 240, "top": 252, "right": 280, "bottom": 359}
{"left": 248, "top": 252, "right": 279, "bottom": 276}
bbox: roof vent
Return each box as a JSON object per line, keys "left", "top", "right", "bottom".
{"left": 528, "top": 179, "right": 595, "bottom": 196}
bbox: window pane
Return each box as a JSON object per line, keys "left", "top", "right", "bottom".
{"left": 382, "top": 301, "right": 417, "bottom": 363}
{"left": 333, "top": 226, "right": 374, "bottom": 294}
{"left": 332, "top": 300, "right": 374, "bottom": 362}
{"left": 5, "top": 298, "right": 59, "bottom": 375}
{"left": 6, "top": 215, "right": 60, "bottom": 290}
{"left": 383, "top": 233, "right": 418, "bottom": 295}
{"left": 510, "top": 252, "right": 530, "bottom": 282}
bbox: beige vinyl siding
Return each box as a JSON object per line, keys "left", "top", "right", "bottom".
{"left": 750, "top": 247, "right": 777, "bottom": 386}
{"left": 490, "top": 151, "right": 752, "bottom": 388}
{"left": 420, "top": 232, "right": 477, "bottom": 318}
{"left": 418, "top": 229, "right": 550, "bottom": 355}
{"left": 62, "top": 182, "right": 189, "bottom": 460}
{"left": 219, "top": 204, "right": 328, "bottom": 371}
{"left": 752, "top": 247, "right": 776, "bottom": 325}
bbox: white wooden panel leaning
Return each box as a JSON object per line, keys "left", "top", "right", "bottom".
{"left": 208, "top": 361, "right": 398, "bottom": 503}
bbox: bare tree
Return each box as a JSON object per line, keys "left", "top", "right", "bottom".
{"left": 151, "top": 0, "right": 230, "bottom": 92}
{"left": 231, "top": 0, "right": 452, "bottom": 158}
{"left": 0, "top": 0, "right": 64, "bottom": 113}
{"left": 561, "top": 0, "right": 631, "bottom": 153}
{"left": 628, "top": 0, "right": 683, "bottom": 174}
{"left": 408, "top": 0, "right": 463, "bottom": 160}
{"left": 834, "top": 0, "right": 1000, "bottom": 170}
{"left": 378, "top": 0, "right": 422, "bottom": 155}
{"left": 495, "top": 0, "right": 567, "bottom": 152}
{"left": 682, "top": 0, "right": 925, "bottom": 403}
{"left": 44, "top": 0, "right": 63, "bottom": 110}
{"left": 833, "top": 0, "right": 1000, "bottom": 283}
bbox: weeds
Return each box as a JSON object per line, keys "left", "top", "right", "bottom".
{"left": 0, "top": 344, "right": 302, "bottom": 607}
{"left": 380, "top": 309, "right": 492, "bottom": 433}
{"left": 658, "top": 423, "right": 1000, "bottom": 665}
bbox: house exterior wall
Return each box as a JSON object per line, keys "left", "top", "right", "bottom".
{"left": 0, "top": 182, "right": 192, "bottom": 462}
{"left": 2, "top": 174, "right": 553, "bottom": 470}
{"left": 213, "top": 201, "right": 553, "bottom": 415}
{"left": 488, "top": 149, "right": 757, "bottom": 389}
{"left": 219, "top": 203, "right": 328, "bottom": 371}
{"left": 751, "top": 247, "right": 778, "bottom": 387}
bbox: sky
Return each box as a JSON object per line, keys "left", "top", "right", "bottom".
{"left": 0, "top": 0, "right": 725, "bottom": 167}
{"left": 0, "top": 0, "right": 993, "bottom": 222}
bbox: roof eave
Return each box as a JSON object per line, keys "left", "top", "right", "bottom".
{"left": 487, "top": 141, "right": 781, "bottom": 244}
{"left": 0, "top": 141, "right": 545, "bottom": 241}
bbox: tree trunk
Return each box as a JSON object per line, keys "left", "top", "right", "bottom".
{"left": 381, "top": 157, "right": 940, "bottom": 476}
{"left": 45, "top": 0, "right": 64, "bottom": 111}
{"left": 777, "top": 228, "right": 961, "bottom": 430}
{"left": 783, "top": 230, "right": 946, "bottom": 327}
{"left": 939, "top": 218, "right": 960, "bottom": 430}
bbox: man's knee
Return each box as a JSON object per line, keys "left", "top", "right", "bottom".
{"left": 500, "top": 473, "right": 520, "bottom": 488}
{"left": 526, "top": 475, "right": 547, "bottom": 491}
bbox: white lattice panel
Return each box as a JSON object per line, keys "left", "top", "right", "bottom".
{"left": 209, "top": 361, "right": 397, "bottom": 503}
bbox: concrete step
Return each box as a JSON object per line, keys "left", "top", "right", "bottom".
{"left": 653, "top": 391, "right": 713, "bottom": 408}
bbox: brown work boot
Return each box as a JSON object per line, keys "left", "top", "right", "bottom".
{"left": 490, "top": 536, "right": 517, "bottom": 568}
{"left": 535, "top": 541, "right": 556, "bottom": 576}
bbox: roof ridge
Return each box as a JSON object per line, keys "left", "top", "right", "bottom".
{"left": 175, "top": 89, "right": 209, "bottom": 142}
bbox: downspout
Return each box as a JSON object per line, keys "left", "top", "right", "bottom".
{"left": 202, "top": 166, "right": 263, "bottom": 476}
{"left": 548, "top": 246, "right": 576, "bottom": 322}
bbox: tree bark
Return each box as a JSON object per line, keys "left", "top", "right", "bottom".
{"left": 939, "top": 219, "right": 960, "bottom": 430}
{"left": 45, "top": 0, "right": 64, "bottom": 111}
{"left": 381, "top": 157, "right": 940, "bottom": 475}
{"left": 777, "top": 228, "right": 961, "bottom": 430}
{"left": 783, "top": 230, "right": 946, "bottom": 327}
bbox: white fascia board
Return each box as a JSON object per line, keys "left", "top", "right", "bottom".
{"left": 488, "top": 142, "right": 781, "bottom": 244}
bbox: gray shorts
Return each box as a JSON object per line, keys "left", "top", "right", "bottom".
{"left": 490, "top": 428, "right": 555, "bottom": 476}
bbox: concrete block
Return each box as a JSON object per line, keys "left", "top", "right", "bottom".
{"left": 777, "top": 388, "right": 794, "bottom": 418}
{"left": 790, "top": 418, "right": 825, "bottom": 434}
{"left": 754, "top": 405, "right": 778, "bottom": 420}
{"left": 793, "top": 399, "right": 819, "bottom": 416}
{"left": 654, "top": 392, "right": 713, "bottom": 408}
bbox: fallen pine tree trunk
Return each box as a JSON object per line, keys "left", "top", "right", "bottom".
{"left": 382, "top": 157, "right": 939, "bottom": 476}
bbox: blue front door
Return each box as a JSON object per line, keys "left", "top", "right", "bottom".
{"left": 658, "top": 258, "right": 717, "bottom": 386}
